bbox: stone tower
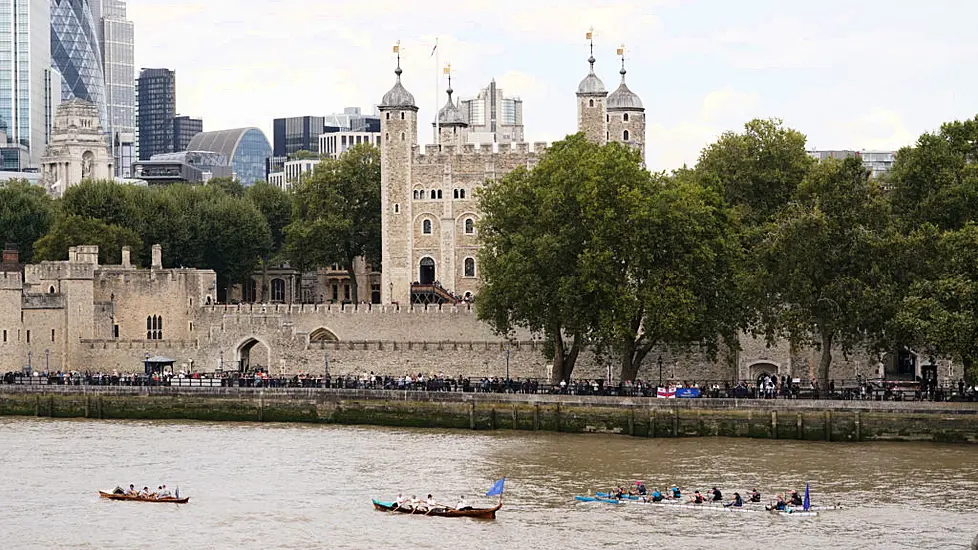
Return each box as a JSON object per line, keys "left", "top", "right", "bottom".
{"left": 379, "top": 49, "right": 419, "bottom": 305}
{"left": 434, "top": 74, "right": 468, "bottom": 147}
{"left": 576, "top": 40, "right": 608, "bottom": 144}
{"left": 40, "top": 98, "right": 115, "bottom": 197}
{"left": 607, "top": 52, "right": 646, "bottom": 162}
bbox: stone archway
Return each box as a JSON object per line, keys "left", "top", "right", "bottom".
{"left": 236, "top": 337, "right": 270, "bottom": 373}
{"left": 309, "top": 327, "right": 338, "bottom": 343}
{"left": 419, "top": 257, "right": 435, "bottom": 285}
{"left": 748, "top": 361, "right": 781, "bottom": 383}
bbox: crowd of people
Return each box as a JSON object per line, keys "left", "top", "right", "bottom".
{"left": 2, "top": 368, "right": 975, "bottom": 401}
{"left": 388, "top": 493, "right": 485, "bottom": 513}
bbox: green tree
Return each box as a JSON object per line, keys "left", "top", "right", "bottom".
{"left": 582, "top": 164, "right": 744, "bottom": 381}
{"left": 207, "top": 177, "right": 245, "bottom": 198}
{"left": 33, "top": 215, "right": 142, "bottom": 264}
{"left": 754, "top": 157, "right": 894, "bottom": 387}
{"left": 199, "top": 196, "right": 272, "bottom": 296}
{"left": 285, "top": 144, "right": 380, "bottom": 302}
{"left": 245, "top": 181, "right": 292, "bottom": 256}
{"left": 0, "top": 179, "right": 56, "bottom": 263}
{"left": 478, "top": 134, "right": 611, "bottom": 382}
{"left": 696, "top": 118, "right": 812, "bottom": 226}
{"left": 61, "top": 179, "right": 142, "bottom": 228}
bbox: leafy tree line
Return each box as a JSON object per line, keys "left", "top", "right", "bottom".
{"left": 0, "top": 144, "right": 381, "bottom": 303}
{"left": 478, "top": 117, "right": 978, "bottom": 384}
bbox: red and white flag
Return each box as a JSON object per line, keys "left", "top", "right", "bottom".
{"left": 657, "top": 386, "right": 676, "bottom": 399}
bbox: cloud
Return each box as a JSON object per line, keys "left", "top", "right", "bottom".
{"left": 830, "top": 109, "right": 915, "bottom": 151}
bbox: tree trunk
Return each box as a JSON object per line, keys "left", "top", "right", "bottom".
{"left": 346, "top": 256, "right": 358, "bottom": 304}
{"left": 818, "top": 331, "right": 834, "bottom": 395}
{"left": 550, "top": 334, "right": 582, "bottom": 383}
{"left": 963, "top": 357, "right": 975, "bottom": 385}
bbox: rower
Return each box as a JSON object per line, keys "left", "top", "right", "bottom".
{"left": 724, "top": 492, "right": 743, "bottom": 508}
{"left": 635, "top": 482, "right": 647, "bottom": 496}
{"left": 650, "top": 488, "right": 664, "bottom": 503}
{"left": 157, "top": 485, "right": 172, "bottom": 499}
{"left": 425, "top": 494, "right": 439, "bottom": 512}
{"left": 410, "top": 495, "right": 421, "bottom": 510}
{"left": 138, "top": 486, "right": 151, "bottom": 497}
{"left": 710, "top": 487, "right": 723, "bottom": 502}
{"left": 766, "top": 494, "right": 787, "bottom": 511}
{"left": 749, "top": 489, "right": 761, "bottom": 503}
{"left": 125, "top": 484, "right": 136, "bottom": 496}
{"left": 612, "top": 486, "right": 624, "bottom": 500}
{"left": 455, "top": 495, "right": 471, "bottom": 511}
{"left": 689, "top": 490, "right": 707, "bottom": 504}
{"left": 789, "top": 490, "right": 803, "bottom": 506}
{"left": 670, "top": 486, "right": 681, "bottom": 499}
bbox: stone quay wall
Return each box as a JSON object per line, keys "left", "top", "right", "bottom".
{"left": 2, "top": 386, "right": 976, "bottom": 444}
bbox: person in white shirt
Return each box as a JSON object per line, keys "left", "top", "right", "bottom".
{"left": 156, "top": 485, "right": 172, "bottom": 499}
{"left": 455, "top": 495, "right": 470, "bottom": 510}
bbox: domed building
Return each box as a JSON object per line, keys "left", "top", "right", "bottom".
{"left": 40, "top": 98, "right": 115, "bottom": 197}
{"left": 186, "top": 128, "right": 272, "bottom": 185}
{"left": 606, "top": 55, "right": 646, "bottom": 162}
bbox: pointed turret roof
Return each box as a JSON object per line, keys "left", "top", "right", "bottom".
{"left": 381, "top": 52, "right": 416, "bottom": 109}
{"left": 607, "top": 58, "right": 643, "bottom": 110}
{"left": 436, "top": 75, "right": 465, "bottom": 126}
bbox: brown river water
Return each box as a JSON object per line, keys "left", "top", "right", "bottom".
{"left": 1, "top": 417, "right": 976, "bottom": 549}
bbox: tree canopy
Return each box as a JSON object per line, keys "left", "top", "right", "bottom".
{"left": 0, "top": 179, "right": 56, "bottom": 263}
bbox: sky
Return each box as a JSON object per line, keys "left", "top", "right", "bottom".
{"left": 129, "top": 0, "right": 977, "bottom": 172}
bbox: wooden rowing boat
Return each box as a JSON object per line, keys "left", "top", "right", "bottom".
{"left": 98, "top": 491, "right": 189, "bottom": 504}
{"left": 372, "top": 499, "right": 500, "bottom": 519}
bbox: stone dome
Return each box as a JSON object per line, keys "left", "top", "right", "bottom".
{"left": 607, "top": 68, "right": 643, "bottom": 110}
{"left": 577, "top": 56, "right": 607, "bottom": 95}
{"left": 437, "top": 87, "right": 465, "bottom": 125}
{"left": 381, "top": 67, "right": 416, "bottom": 108}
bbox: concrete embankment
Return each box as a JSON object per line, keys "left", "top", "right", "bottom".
{"left": 1, "top": 386, "right": 976, "bottom": 443}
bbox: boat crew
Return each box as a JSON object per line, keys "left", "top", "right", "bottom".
{"left": 650, "top": 488, "right": 664, "bottom": 503}
{"left": 393, "top": 493, "right": 407, "bottom": 510}
{"left": 157, "top": 485, "right": 172, "bottom": 499}
{"left": 749, "top": 489, "right": 761, "bottom": 503}
{"left": 455, "top": 495, "right": 471, "bottom": 511}
{"left": 724, "top": 492, "right": 743, "bottom": 508}
{"left": 635, "top": 482, "right": 647, "bottom": 496}
{"left": 138, "top": 487, "right": 151, "bottom": 497}
{"left": 125, "top": 484, "right": 136, "bottom": 496}
{"left": 612, "top": 486, "right": 625, "bottom": 500}
{"left": 425, "top": 494, "right": 438, "bottom": 512}
{"left": 789, "top": 490, "right": 803, "bottom": 506}
{"left": 670, "top": 486, "right": 681, "bottom": 499}
{"left": 689, "top": 490, "right": 707, "bottom": 504}
{"left": 410, "top": 495, "right": 421, "bottom": 510}
{"left": 710, "top": 487, "right": 723, "bottom": 502}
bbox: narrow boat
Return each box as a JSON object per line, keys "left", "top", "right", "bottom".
{"left": 575, "top": 495, "right": 625, "bottom": 504}
{"left": 98, "top": 491, "right": 189, "bottom": 504}
{"left": 372, "top": 499, "right": 500, "bottom": 519}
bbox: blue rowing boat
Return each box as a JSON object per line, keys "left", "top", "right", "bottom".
{"left": 575, "top": 495, "right": 624, "bottom": 504}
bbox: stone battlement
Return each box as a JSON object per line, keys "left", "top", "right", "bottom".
{"left": 411, "top": 141, "right": 549, "bottom": 164}
{"left": 201, "top": 302, "right": 480, "bottom": 315}
{"left": 0, "top": 271, "right": 23, "bottom": 290}
{"left": 22, "top": 293, "right": 66, "bottom": 310}
{"left": 25, "top": 262, "right": 96, "bottom": 282}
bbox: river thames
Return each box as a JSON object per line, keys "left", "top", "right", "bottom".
{"left": 1, "top": 418, "right": 976, "bottom": 549}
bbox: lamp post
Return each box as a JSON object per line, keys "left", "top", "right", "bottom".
{"left": 324, "top": 348, "right": 330, "bottom": 388}
{"left": 27, "top": 350, "right": 32, "bottom": 373}
{"left": 45, "top": 349, "right": 49, "bottom": 372}
{"left": 505, "top": 347, "right": 510, "bottom": 392}
{"left": 657, "top": 355, "right": 663, "bottom": 388}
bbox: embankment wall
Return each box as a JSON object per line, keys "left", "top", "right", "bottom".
{"left": 1, "top": 386, "right": 976, "bottom": 444}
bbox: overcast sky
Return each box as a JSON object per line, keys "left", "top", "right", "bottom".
{"left": 130, "top": 0, "right": 975, "bottom": 171}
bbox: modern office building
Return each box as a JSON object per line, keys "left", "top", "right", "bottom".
{"left": 132, "top": 150, "right": 231, "bottom": 184}
{"left": 458, "top": 79, "right": 524, "bottom": 144}
{"left": 0, "top": 0, "right": 60, "bottom": 168}
{"left": 50, "top": 0, "right": 108, "bottom": 126}
{"left": 186, "top": 128, "right": 272, "bottom": 185}
{"left": 324, "top": 107, "right": 380, "bottom": 133}
{"left": 272, "top": 115, "right": 325, "bottom": 157}
{"left": 173, "top": 115, "right": 202, "bottom": 151}
{"left": 93, "top": 0, "right": 135, "bottom": 178}
{"left": 136, "top": 68, "right": 175, "bottom": 161}
{"left": 319, "top": 130, "right": 381, "bottom": 159}
{"left": 807, "top": 149, "right": 897, "bottom": 180}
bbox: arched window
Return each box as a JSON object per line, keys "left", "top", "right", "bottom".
{"left": 437, "top": 190, "right": 443, "bottom": 199}
{"left": 606, "top": 114, "right": 609, "bottom": 122}
{"left": 464, "top": 257, "right": 475, "bottom": 277}
{"left": 422, "top": 219, "right": 432, "bottom": 234}
{"left": 464, "top": 218, "right": 474, "bottom": 234}
{"left": 386, "top": 112, "right": 390, "bottom": 120}
{"left": 589, "top": 99, "right": 594, "bottom": 107}
{"left": 271, "top": 278, "right": 286, "bottom": 302}
{"left": 48, "top": 286, "right": 55, "bottom": 294}
{"left": 401, "top": 112, "right": 405, "bottom": 120}
{"left": 419, "top": 257, "right": 436, "bottom": 284}
{"left": 430, "top": 190, "right": 436, "bottom": 200}
{"left": 623, "top": 113, "right": 629, "bottom": 122}
{"left": 623, "top": 130, "right": 630, "bottom": 141}
{"left": 394, "top": 203, "right": 400, "bottom": 213}
{"left": 459, "top": 189, "right": 465, "bottom": 199}
{"left": 453, "top": 189, "right": 458, "bottom": 199}
{"left": 146, "top": 315, "right": 164, "bottom": 340}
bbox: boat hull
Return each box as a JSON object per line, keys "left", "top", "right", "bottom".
{"left": 98, "top": 491, "right": 189, "bottom": 504}
{"left": 372, "top": 499, "right": 500, "bottom": 519}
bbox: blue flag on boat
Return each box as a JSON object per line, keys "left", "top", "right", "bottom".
{"left": 485, "top": 478, "right": 505, "bottom": 497}
{"left": 803, "top": 483, "right": 810, "bottom": 511}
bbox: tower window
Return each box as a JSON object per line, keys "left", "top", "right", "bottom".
{"left": 385, "top": 132, "right": 389, "bottom": 141}
{"left": 589, "top": 99, "right": 594, "bottom": 107}
{"left": 464, "top": 257, "right": 475, "bottom": 277}
{"left": 422, "top": 219, "right": 432, "bottom": 235}
{"left": 453, "top": 189, "right": 458, "bottom": 199}
{"left": 394, "top": 204, "right": 400, "bottom": 213}
{"left": 459, "top": 189, "right": 465, "bottom": 199}
{"left": 400, "top": 132, "right": 405, "bottom": 141}
{"left": 623, "top": 113, "right": 629, "bottom": 122}
{"left": 430, "top": 190, "right": 436, "bottom": 200}
{"left": 606, "top": 114, "right": 609, "bottom": 122}
{"left": 623, "top": 130, "right": 630, "bottom": 141}
{"left": 437, "top": 190, "right": 443, "bottom": 199}
{"left": 401, "top": 112, "right": 405, "bottom": 120}
{"left": 464, "top": 218, "right": 474, "bottom": 234}
{"left": 386, "top": 112, "right": 390, "bottom": 120}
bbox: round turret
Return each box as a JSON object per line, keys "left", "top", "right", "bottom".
{"left": 437, "top": 85, "right": 465, "bottom": 126}
{"left": 577, "top": 55, "right": 607, "bottom": 96}
{"left": 607, "top": 66, "right": 643, "bottom": 111}
{"left": 381, "top": 66, "right": 416, "bottom": 108}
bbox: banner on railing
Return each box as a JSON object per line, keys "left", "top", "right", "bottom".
{"left": 656, "top": 386, "right": 676, "bottom": 399}
{"left": 675, "top": 387, "right": 700, "bottom": 398}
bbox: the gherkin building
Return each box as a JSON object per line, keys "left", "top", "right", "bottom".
{"left": 51, "top": 0, "right": 107, "bottom": 127}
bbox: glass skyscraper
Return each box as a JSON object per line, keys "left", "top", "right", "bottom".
{"left": 50, "top": 0, "right": 107, "bottom": 128}
{"left": 0, "top": 0, "right": 58, "bottom": 168}
{"left": 136, "top": 68, "right": 175, "bottom": 161}
{"left": 95, "top": 0, "right": 134, "bottom": 177}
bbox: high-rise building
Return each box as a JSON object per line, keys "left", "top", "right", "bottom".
{"left": 458, "top": 79, "right": 524, "bottom": 144}
{"left": 324, "top": 107, "right": 380, "bottom": 134}
{"left": 272, "top": 116, "right": 325, "bottom": 157}
{"left": 173, "top": 115, "right": 202, "bottom": 151}
{"left": 93, "top": 0, "right": 135, "bottom": 177}
{"left": 136, "top": 68, "right": 175, "bottom": 161}
{"left": 807, "top": 149, "right": 896, "bottom": 179}
{"left": 50, "top": 0, "right": 108, "bottom": 126}
{"left": 187, "top": 128, "right": 272, "bottom": 186}
{"left": 0, "top": 0, "right": 59, "bottom": 168}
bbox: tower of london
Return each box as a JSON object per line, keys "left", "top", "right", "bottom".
{"left": 379, "top": 46, "right": 646, "bottom": 306}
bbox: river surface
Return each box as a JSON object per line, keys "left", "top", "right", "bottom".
{"left": 1, "top": 418, "right": 976, "bottom": 549}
